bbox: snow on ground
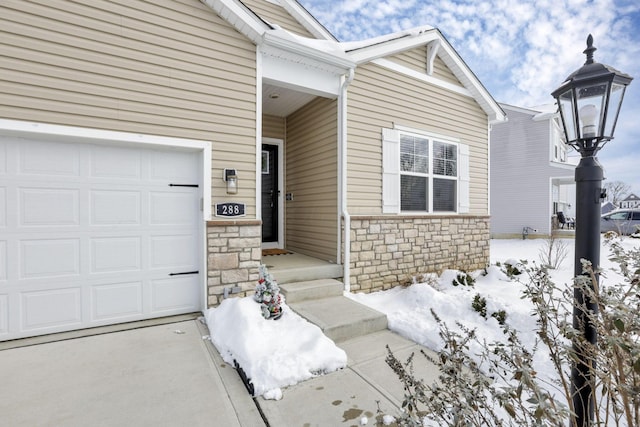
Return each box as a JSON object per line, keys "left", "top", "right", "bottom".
{"left": 205, "top": 296, "right": 347, "bottom": 399}
{"left": 207, "top": 236, "right": 639, "bottom": 400}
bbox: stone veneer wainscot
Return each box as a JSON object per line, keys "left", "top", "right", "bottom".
{"left": 206, "top": 220, "right": 262, "bottom": 306}
{"left": 348, "top": 215, "right": 490, "bottom": 293}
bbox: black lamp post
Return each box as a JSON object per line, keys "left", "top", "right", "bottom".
{"left": 551, "top": 35, "right": 632, "bottom": 427}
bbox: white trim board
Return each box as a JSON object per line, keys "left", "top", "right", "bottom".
{"left": 373, "top": 58, "right": 471, "bottom": 98}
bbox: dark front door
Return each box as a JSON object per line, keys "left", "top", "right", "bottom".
{"left": 261, "top": 144, "right": 278, "bottom": 243}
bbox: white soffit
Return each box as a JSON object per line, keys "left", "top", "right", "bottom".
{"left": 263, "top": 82, "right": 318, "bottom": 117}
{"left": 261, "top": 46, "right": 343, "bottom": 97}
{"left": 260, "top": 30, "right": 355, "bottom": 97}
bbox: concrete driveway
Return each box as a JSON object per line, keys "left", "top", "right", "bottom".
{"left": 0, "top": 319, "right": 264, "bottom": 427}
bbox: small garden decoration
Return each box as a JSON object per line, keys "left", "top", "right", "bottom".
{"left": 254, "top": 265, "right": 283, "bottom": 320}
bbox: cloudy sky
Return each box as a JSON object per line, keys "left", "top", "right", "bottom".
{"left": 298, "top": 0, "right": 640, "bottom": 195}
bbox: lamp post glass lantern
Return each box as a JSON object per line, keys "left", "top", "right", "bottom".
{"left": 551, "top": 34, "right": 632, "bottom": 427}
{"left": 552, "top": 35, "right": 633, "bottom": 155}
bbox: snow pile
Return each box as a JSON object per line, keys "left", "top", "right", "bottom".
{"left": 341, "top": 25, "right": 435, "bottom": 51}
{"left": 205, "top": 297, "right": 347, "bottom": 399}
{"left": 349, "top": 237, "right": 638, "bottom": 390}
{"left": 206, "top": 237, "right": 638, "bottom": 405}
{"left": 348, "top": 265, "right": 526, "bottom": 356}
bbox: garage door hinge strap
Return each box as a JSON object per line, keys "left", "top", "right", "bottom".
{"left": 169, "top": 184, "right": 199, "bottom": 187}
{"left": 169, "top": 270, "right": 199, "bottom": 276}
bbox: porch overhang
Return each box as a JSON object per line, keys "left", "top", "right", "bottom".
{"left": 261, "top": 29, "right": 356, "bottom": 98}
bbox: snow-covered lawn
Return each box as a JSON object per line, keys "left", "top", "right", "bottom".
{"left": 206, "top": 237, "right": 640, "bottom": 402}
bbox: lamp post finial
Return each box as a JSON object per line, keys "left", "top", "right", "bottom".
{"left": 584, "top": 34, "right": 596, "bottom": 65}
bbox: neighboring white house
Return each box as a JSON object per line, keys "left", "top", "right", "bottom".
{"left": 619, "top": 193, "right": 640, "bottom": 209}
{"left": 490, "top": 103, "right": 577, "bottom": 238}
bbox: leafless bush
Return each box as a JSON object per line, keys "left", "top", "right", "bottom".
{"left": 538, "top": 233, "right": 570, "bottom": 269}
{"left": 382, "top": 241, "right": 639, "bottom": 427}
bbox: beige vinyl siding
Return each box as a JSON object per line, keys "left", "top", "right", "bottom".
{"left": 389, "top": 47, "right": 464, "bottom": 86}
{"left": 241, "top": 0, "right": 314, "bottom": 37}
{"left": 285, "top": 97, "right": 338, "bottom": 261}
{"left": 0, "top": 0, "right": 259, "bottom": 216}
{"left": 263, "top": 114, "right": 285, "bottom": 139}
{"left": 347, "top": 62, "right": 488, "bottom": 215}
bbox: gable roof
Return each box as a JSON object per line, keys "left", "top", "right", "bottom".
{"left": 342, "top": 28, "right": 505, "bottom": 123}
{"left": 500, "top": 103, "right": 558, "bottom": 123}
{"left": 623, "top": 193, "right": 640, "bottom": 201}
{"left": 203, "top": 0, "right": 354, "bottom": 70}
{"left": 203, "top": 0, "right": 505, "bottom": 123}
{"left": 275, "top": 0, "right": 337, "bottom": 41}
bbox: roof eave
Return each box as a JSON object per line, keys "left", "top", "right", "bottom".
{"left": 201, "top": 0, "right": 269, "bottom": 44}
{"left": 278, "top": 0, "right": 337, "bottom": 41}
{"left": 345, "top": 29, "right": 440, "bottom": 64}
{"left": 262, "top": 31, "right": 355, "bottom": 70}
{"left": 435, "top": 37, "right": 506, "bottom": 123}
{"left": 202, "top": 0, "right": 353, "bottom": 70}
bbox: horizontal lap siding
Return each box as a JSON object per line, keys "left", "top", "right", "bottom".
{"left": 389, "top": 48, "right": 463, "bottom": 86}
{"left": 0, "top": 0, "right": 258, "bottom": 216}
{"left": 490, "top": 109, "right": 560, "bottom": 235}
{"left": 241, "top": 0, "right": 314, "bottom": 37}
{"left": 286, "top": 97, "right": 338, "bottom": 261}
{"left": 348, "top": 62, "right": 489, "bottom": 215}
{"left": 263, "top": 114, "right": 285, "bottom": 139}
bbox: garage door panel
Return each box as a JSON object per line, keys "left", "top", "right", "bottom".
{"left": 150, "top": 234, "right": 197, "bottom": 270}
{"left": 150, "top": 191, "right": 197, "bottom": 225}
{"left": 92, "top": 282, "right": 143, "bottom": 320}
{"left": 151, "top": 276, "right": 200, "bottom": 313}
{"left": 0, "top": 187, "right": 6, "bottom": 228}
{"left": 20, "top": 188, "right": 79, "bottom": 226}
{"left": 20, "top": 239, "right": 80, "bottom": 279}
{"left": 91, "top": 190, "right": 141, "bottom": 225}
{"left": 22, "top": 287, "right": 82, "bottom": 331}
{"left": 91, "top": 237, "right": 141, "bottom": 273}
{"left": 0, "top": 141, "right": 6, "bottom": 174}
{"left": 0, "top": 240, "right": 6, "bottom": 281}
{"left": 19, "top": 141, "right": 80, "bottom": 177}
{"left": 150, "top": 150, "right": 198, "bottom": 182}
{"left": 90, "top": 145, "right": 141, "bottom": 180}
{"left": 0, "top": 294, "right": 7, "bottom": 335}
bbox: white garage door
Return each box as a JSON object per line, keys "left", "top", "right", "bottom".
{"left": 0, "top": 136, "right": 203, "bottom": 341}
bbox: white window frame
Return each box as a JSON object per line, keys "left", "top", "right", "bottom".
{"left": 383, "top": 126, "right": 470, "bottom": 214}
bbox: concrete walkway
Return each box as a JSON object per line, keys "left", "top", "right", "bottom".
{"left": 258, "top": 329, "right": 439, "bottom": 426}
{"left": 0, "top": 318, "right": 440, "bottom": 426}
{"left": 0, "top": 320, "right": 263, "bottom": 427}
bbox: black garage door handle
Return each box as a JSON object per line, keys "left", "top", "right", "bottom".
{"left": 169, "top": 271, "right": 199, "bottom": 276}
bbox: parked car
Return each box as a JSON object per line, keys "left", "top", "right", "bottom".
{"left": 600, "top": 209, "right": 640, "bottom": 235}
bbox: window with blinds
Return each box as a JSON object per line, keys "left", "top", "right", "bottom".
{"left": 399, "top": 133, "right": 458, "bottom": 212}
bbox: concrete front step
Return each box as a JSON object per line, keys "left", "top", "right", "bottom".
{"left": 288, "top": 296, "right": 388, "bottom": 343}
{"left": 271, "top": 263, "right": 343, "bottom": 284}
{"left": 279, "top": 279, "right": 343, "bottom": 303}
